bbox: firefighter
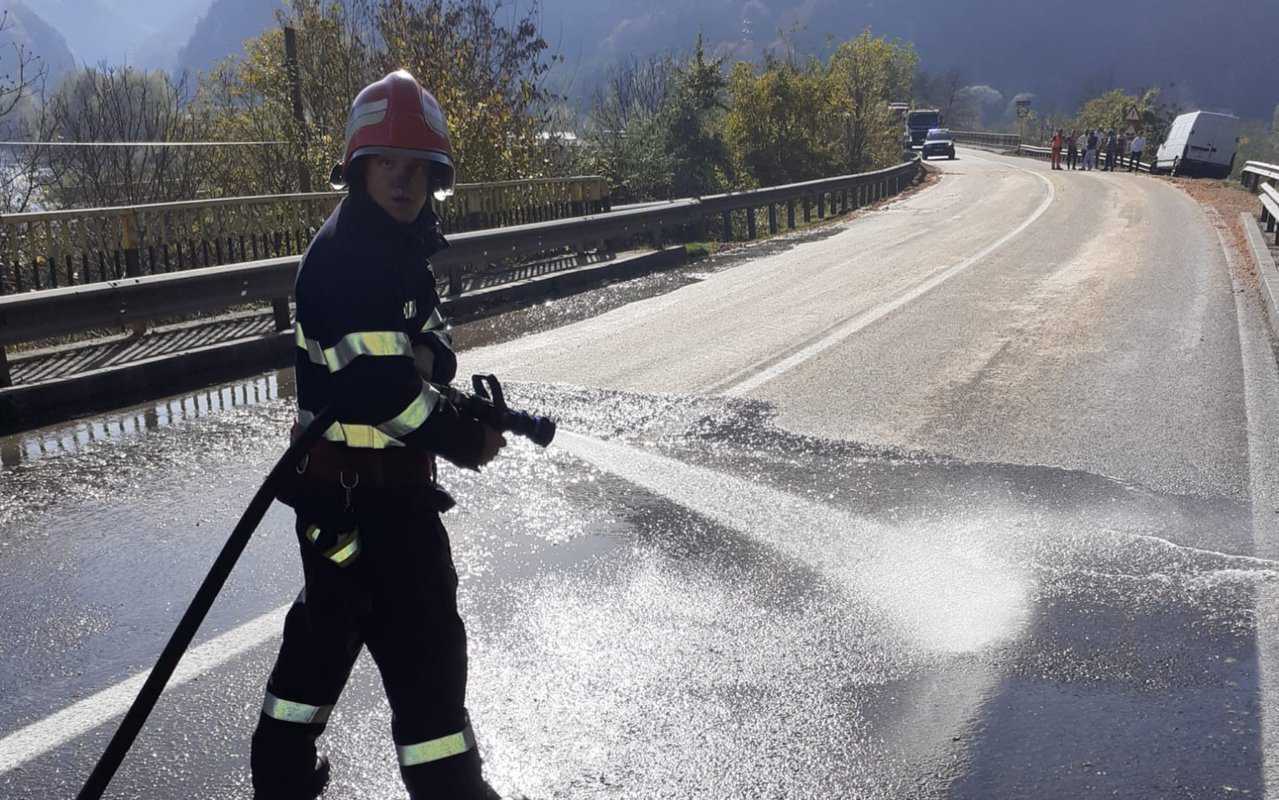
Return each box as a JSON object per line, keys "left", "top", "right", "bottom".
{"left": 250, "top": 69, "right": 513, "bottom": 800}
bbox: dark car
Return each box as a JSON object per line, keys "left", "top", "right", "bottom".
{"left": 922, "top": 128, "right": 956, "bottom": 160}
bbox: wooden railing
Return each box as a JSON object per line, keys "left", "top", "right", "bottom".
{"left": 0, "top": 176, "right": 610, "bottom": 294}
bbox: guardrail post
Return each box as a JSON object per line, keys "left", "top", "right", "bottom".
{"left": 448, "top": 263, "right": 464, "bottom": 296}
{"left": 817, "top": 192, "right": 826, "bottom": 219}
{"left": 122, "top": 212, "right": 142, "bottom": 277}
{"left": 271, "top": 298, "right": 292, "bottom": 332}
{"left": 768, "top": 203, "right": 778, "bottom": 235}
{"left": 0, "top": 346, "right": 10, "bottom": 388}
{"left": 786, "top": 200, "right": 796, "bottom": 229}
{"left": 721, "top": 210, "right": 733, "bottom": 242}
{"left": 746, "top": 208, "right": 757, "bottom": 239}
{"left": 803, "top": 197, "right": 811, "bottom": 223}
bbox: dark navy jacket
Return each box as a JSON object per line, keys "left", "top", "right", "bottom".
{"left": 293, "top": 189, "right": 482, "bottom": 463}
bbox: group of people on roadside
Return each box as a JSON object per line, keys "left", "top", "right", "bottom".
{"left": 1050, "top": 129, "right": 1146, "bottom": 173}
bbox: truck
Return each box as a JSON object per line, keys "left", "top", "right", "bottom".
{"left": 905, "top": 108, "right": 943, "bottom": 149}
{"left": 1153, "top": 111, "right": 1240, "bottom": 178}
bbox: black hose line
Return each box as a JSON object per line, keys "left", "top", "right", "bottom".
{"left": 75, "top": 407, "right": 337, "bottom": 800}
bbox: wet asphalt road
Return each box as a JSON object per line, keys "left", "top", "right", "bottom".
{"left": 4, "top": 149, "right": 1279, "bottom": 799}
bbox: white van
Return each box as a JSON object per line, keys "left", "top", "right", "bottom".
{"left": 1154, "top": 111, "right": 1240, "bottom": 178}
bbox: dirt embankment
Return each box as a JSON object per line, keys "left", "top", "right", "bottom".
{"left": 1174, "top": 177, "right": 1264, "bottom": 288}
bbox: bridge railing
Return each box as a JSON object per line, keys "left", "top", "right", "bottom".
{"left": 951, "top": 131, "right": 1021, "bottom": 150}
{"left": 0, "top": 158, "right": 922, "bottom": 386}
{"left": 0, "top": 176, "right": 610, "bottom": 295}
{"left": 1018, "top": 143, "right": 1152, "bottom": 173}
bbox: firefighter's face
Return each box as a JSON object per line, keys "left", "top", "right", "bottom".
{"left": 365, "top": 155, "right": 430, "bottom": 223}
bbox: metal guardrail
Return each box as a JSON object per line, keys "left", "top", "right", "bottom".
{"left": 0, "top": 176, "right": 611, "bottom": 295}
{"left": 0, "top": 158, "right": 921, "bottom": 386}
{"left": 1242, "top": 161, "right": 1279, "bottom": 192}
{"left": 1018, "top": 143, "right": 1151, "bottom": 173}
{"left": 951, "top": 131, "right": 1021, "bottom": 150}
{"left": 1254, "top": 178, "right": 1279, "bottom": 247}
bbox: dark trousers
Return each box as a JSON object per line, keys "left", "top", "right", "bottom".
{"left": 1105, "top": 150, "right": 1116, "bottom": 171}
{"left": 251, "top": 487, "right": 488, "bottom": 799}
{"left": 1066, "top": 149, "right": 1078, "bottom": 169}
{"left": 1130, "top": 151, "right": 1142, "bottom": 172}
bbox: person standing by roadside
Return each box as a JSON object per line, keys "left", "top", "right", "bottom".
{"left": 1116, "top": 132, "right": 1128, "bottom": 170}
{"left": 1085, "top": 130, "right": 1099, "bottom": 171}
{"left": 1066, "top": 130, "right": 1079, "bottom": 170}
{"left": 1050, "top": 129, "right": 1064, "bottom": 170}
{"left": 1104, "top": 129, "right": 1118, "bottom": 171}
{"left": 1129, "top": 133, "right": 1146, "bottom": 172}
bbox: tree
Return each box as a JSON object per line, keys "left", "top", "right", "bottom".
{"left": 723, "top": 55, "right": 839, "bottom": 187}
{"left": 44, "top": 66, "right": 210, "bottom": 207}
{"left": 663, "top": 33, "right": 731, "bottom": 198}
{"left": 1074, "top": 87, "right": 1178, "bottom": 148}
{"left": 583, "top": 54, "right": 679, "bottom": 202}
{"left": 198, "top": 0, "right": 556, "bottom": 195}
{"left": 590, "top": 53, "right": 677, "bottom": 135}
{"left": 828, "top": 30, "right": 918, "bottom": 172}
{"left": 0, "top": 9, "right": 55, "bottom": 213}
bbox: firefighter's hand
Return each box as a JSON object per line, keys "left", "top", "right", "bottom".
{"left": 476, "top": 426, "right": 507, "bottom": 467}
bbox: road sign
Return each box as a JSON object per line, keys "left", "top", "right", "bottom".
{"left": 1016, "top": 99, "right": 1032, "bottom": 119}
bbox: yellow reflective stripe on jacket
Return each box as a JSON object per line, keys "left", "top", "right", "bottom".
{"left": 294, "top": 322, "right": 412, "bottom": 372}
{"left": 262, "top": 691, "right": 333, "bottom": 725}
{"left": 396, "top": 724, "right": 476, "bottom": 766}
{"left": 298, "top": 409, "right": 406, "bottom": 450}
{"left": 376, "top": 382, "right": 440, "bottom": 439}
{"left": 419, "top": 308, "right": 447, "bottom": 334}
{"left": 295, "top": 323, "right": 325, "bottom": 367}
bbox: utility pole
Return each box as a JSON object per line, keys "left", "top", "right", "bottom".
{"left": 283, "top": 26, "right": 312, "bottom": 193}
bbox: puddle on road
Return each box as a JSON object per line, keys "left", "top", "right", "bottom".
{"left": 0, "top": 373, "right": 296, "bottom": 531}
{"left": 0, "top": 373, "right": 292, "bottom": 469}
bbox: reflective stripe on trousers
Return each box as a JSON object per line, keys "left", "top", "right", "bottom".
{"left": 305, "top": 524, "right": 361, "bottom": 567}
{"left": 262, "top": 690, "right": 334, "bottom": 725}
{"left": 396, "top": 723, "right": 476, "bottom": 766}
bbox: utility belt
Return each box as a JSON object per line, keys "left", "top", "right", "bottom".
{"left": 296, "top": 434, "right": 438, "bottom": 491}
{"left": 275, "top": 424, "right": 455, "bottom": 569}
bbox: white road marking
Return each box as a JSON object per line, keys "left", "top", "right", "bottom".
{"left": 721, "top": 154, "right": 1056, "bottom": 396}
{"left": 0, "top": 604, "right": 290, "bottom": 775}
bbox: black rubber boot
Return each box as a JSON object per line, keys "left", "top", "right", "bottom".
{"left": 251, "top": 754, "right": 330, "bottom": 799}
{"left": 308, "top": 756, "right": 332, "bottom": 798}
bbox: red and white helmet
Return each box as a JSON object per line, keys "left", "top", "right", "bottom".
{"left": 332, "top": 69, "right": 456, "bottom": 200}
